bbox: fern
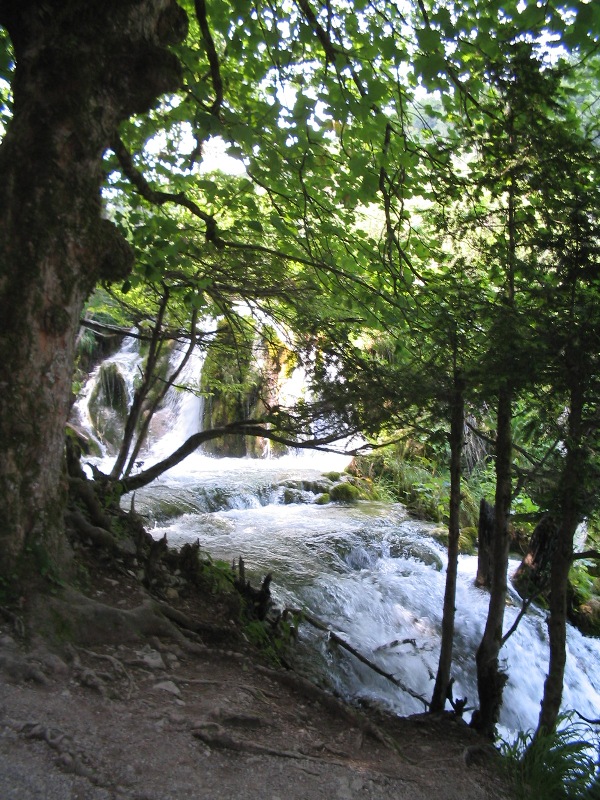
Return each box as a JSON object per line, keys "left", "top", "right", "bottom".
{"left": 500, "top": 713, "right": 599, "bottom": 800}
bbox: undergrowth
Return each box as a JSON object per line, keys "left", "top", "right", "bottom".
{"left": 500, "top": 713, "right": 600, "bottom": 800}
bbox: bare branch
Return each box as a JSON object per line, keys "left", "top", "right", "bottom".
{"left": 115, "top": 422, "right": 361, "bottom": 493}
{"left": 110, "top": 135, "right": 224, "bottom": 246}
{"left": 572, "top": 549, "right": 600, "bottom": 562}
{"left": 194, "top": 0, "right": 224, "bottom": 115}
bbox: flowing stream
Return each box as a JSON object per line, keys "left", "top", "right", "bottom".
{"left": 76, "top": 336, "right": 600, "bottom": 740}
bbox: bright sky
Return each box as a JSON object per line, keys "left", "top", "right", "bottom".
{"left": 198, "top": 135, "right": 247, "bottom": 176}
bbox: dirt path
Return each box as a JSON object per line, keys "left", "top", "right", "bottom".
{"left": 0, "top": 530, "right": 515, "bottom": 800}
{"left": 0, "top": 624, "right": 513, "bottom": 800}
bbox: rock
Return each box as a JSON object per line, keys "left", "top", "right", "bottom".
{"left": 115, "top": 536, "right": 137, "bottom": 556}
{"left": 139, "top": 649, "right": 166, "bottom": 670}
{"left": 153, "top": 680, "right": 181, "bottom": 697}
{"left": 572, "top": 597, "right": 600, "bottom": 636}
{"left": 330, "top": 482, "right": 361, "bottom": 503}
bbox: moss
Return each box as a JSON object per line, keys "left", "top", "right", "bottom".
{"left": 200, "top": 316, "right": 261, "bottom": 457}
{"left": 314, "top": 492, "right": 330, "bottom": 505}
{"left": 322, "top": 471, "right": 341, "bottom": 481}
{"left": 458, "top": 526, "right": 478, "bottom": 555}
{"left": 329, "top": 482, "right": 361, "bottom": 503}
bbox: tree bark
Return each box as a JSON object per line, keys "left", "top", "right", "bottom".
{"left": 0, "top": 0, "right": 187, "bottom": 585}
{"left": 430, "top": 374, "right": 464, "bottom": 713}
{"left": 473, "top": 387, "right": 512, "bottom": 738}
{"left": 476, "top": 498, "right": 495, "bottom": 589}
{"left": 537, "top": 381, "right": 584, "bottom": 734}
{"left": 512, "top": 514, "right": 559, "bottom": 600}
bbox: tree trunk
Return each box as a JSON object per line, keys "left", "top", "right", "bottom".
{"left": 430, "top": 375, "right": 464, "bottom": 713}
{"left": 476, "top": 498, "right": 495, "bottom": 589}
{"left": 0, "top": 0, "right": 186, "bottom": 586}
{"left": 538, "top": 382, "right": 584, "bottom": 734}
{"left": 512, "top": 514, "right": 559, "bottom": 600}
{"left": 473, "top": 387, "right": 512, "bottom": 738}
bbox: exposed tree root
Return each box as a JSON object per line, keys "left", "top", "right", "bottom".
{"left": 65, "top": 510, "right": 131, "bottom": 557}
{"left": 191, "top": 724, "right": 412, "bottom": 780}
{"left": 32, "top": 590, "right": 208, "bottom": 655}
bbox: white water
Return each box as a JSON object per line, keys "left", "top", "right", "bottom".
{"left": 77, "top": 337, "right": 600, "bottom": 739}
{"left": 72, "top": 332, "right": 142, "bottom": 456}
{"left": 131, "top": 459, "right": 600, "bottom": 737}
{"left": 147, "top": 341, "right": 206, "bottom": 460}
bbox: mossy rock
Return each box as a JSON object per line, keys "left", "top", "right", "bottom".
{"left": 429, "top": 527, "right": 449, "bottom": 547}
{"left": 458, "top": 527, "right": 478, "bottom": 555}
{"left": 329, "top": 482, "right": 361, "bottom": 503}
{"left": 314, "top": 493, "right": 331, "bottom": 505}
{"left": 322, "top": 471, "right": 341, "bottom": 482}
{"left": 92, "top": 362, "right": 129, "bottom": 414}
{"left": 388, "top": 541, "right": 443, "bottom": 571}
{"left": 87, "top": 362, "right": 130, "bottom": 452}
{"left": 282, "top": 488, "right": 312, "bottom": 505}
{"left": 571, "top": 597, "right": 600, "bottom": 637}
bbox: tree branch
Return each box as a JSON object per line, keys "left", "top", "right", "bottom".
{"left": 501, "top": 590, "right": 543, "bottom": 647}
{"left": 286, "top": 607, "right": 429, "bottom": 709}
{"left": 194, "top": 0, "right": 224, "bottom": 115}
{"left": 110, "top": 135, "right": 224, "bottom": 246}
{"left": 115, "top": 422, "right": 360, "bottom": 493}
{"left": 572, "top": 549, "right": 600, "bottom": 562}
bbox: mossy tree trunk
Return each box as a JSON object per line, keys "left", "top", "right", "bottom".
{"left": 0, "top": 0, "right": 186, "bottom": 586}
{"left": 475, "top": 498, "right": 495, "bottom": 589}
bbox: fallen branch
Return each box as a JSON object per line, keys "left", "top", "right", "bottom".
{"left": 285, "top": 608, "right": 429, "bottom": 710}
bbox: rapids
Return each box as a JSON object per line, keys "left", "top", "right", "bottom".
{"left": 74, "top": 335, "right": 600, "bottom": 740}
{"left": 131, "top": 455, "right": 600, "bottom": 738}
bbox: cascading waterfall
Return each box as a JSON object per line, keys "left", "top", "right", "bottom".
{"left": 72, "top": 331, "right": 142, "bottom": 456}
{"left": 76, "top": 335, "right": 600, "bottom": 741}
{"left": 147, "top": 341, "right": 207, "bottom": 461}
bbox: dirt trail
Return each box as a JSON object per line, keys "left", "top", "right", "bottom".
{"left": 0, "top": 540, "right": 514, "bottom": 800}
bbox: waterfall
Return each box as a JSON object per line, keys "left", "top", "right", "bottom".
{"left": 71, "top": 331, "right": 142, "bottom": 457}
{"left": 147, "top": 341, "right": 206, "bottom": 461}
{"left": 134, "top": 469, "right": 600, "bottom": 739}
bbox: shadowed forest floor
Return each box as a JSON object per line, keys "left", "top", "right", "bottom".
{"left": 0, "top": 538, "right": 514, "bottom": 800}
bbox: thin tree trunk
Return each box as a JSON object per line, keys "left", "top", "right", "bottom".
{"left": 430, "top": 374, "right": 465, "bottom": 713}
{"left": 538, "top": 381, "right": 583, "bottom": 734}
{"left": 473, "top": 386, "right": 512, "bottom": 738}
{"left": 123, "top": 310, "right": 199, "bottom": 477}
{"left": 0, "top": 0, "right": 186, "bottom": 585}
{"left": 476, "top": 498, "right": 495, "bottom": 589}
{"left": 110, "top": 288, "right": 171, "bottom": 479}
